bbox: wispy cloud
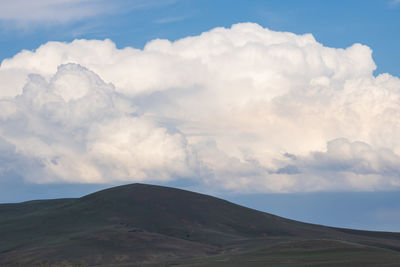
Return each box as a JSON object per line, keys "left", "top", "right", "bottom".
{"left": 0, "top": 0, "right": 177, "bottom": 27}
{"left": 154, "top": 15, "right": 188, "bottom": 24}
{"left": 0, "top": 0, "right": 108, "bottom": 24}
{"left": 389, "top": 0, "right": 400, "bottom": 6}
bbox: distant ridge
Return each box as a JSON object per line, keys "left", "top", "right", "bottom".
{"left": 1, "top": 183, "right": 400, "bottom": 266}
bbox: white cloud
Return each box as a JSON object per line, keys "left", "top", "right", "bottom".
{"left": 0, "top": 63, "right": 196, "bottom": 184}
{"left": 1, "top": 23, "right": 400, "bottom": 193}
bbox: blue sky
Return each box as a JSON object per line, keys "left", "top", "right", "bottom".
{"left": 1, "top": 0, "right": 400, "bottom": 231}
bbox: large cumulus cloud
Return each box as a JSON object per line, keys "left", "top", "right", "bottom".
{"left": 0, "top": 64, "right": 196, "bottom": 184}
{"left": 1, "top": 23, "right": 400, "bottom": 193}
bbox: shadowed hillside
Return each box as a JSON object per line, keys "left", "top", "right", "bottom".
{"left": 1, "top": 183, "right": 400, "bottom": 266}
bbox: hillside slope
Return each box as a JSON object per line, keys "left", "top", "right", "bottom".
{"left": 1, "top": 183, "right": 400, "bottom": 266}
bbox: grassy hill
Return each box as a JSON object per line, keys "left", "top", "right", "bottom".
{"left": 1, "top": 183, "right": 400, "bottom": 266}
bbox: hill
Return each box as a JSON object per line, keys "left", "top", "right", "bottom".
{"left": 1, "top": 183, "right": 400, "bottom": 266}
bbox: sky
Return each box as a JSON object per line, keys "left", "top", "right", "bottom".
{"left": 0, "top": 0, "right": 400, "bottom": 231}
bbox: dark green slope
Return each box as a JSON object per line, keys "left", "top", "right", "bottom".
{"left": 1, "top": 183, "right": 400, "bottom": 266}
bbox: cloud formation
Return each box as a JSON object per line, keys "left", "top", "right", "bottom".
{"left": 0, "top": 64, "right": 196, "bottom": 184}
{"left": 1, "top": 23, "right": 400, "bottom": 193}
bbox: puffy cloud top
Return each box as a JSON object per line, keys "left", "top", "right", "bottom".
{"left": 1, "top": 23, "right": 400, "bottom": 193}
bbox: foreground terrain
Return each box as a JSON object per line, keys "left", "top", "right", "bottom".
{"left": 1, "top": 183, "right": 400, "bottom": 266}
